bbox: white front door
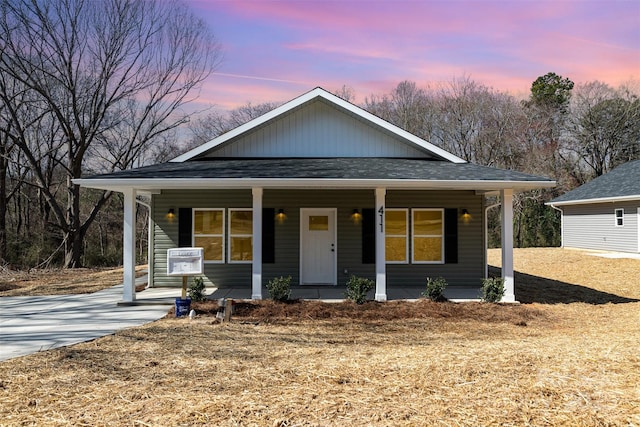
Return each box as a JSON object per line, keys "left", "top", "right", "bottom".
{"left": 300, "top": 208, "right": 337, "bottom": 285}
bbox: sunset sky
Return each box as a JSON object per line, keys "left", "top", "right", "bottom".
{"left": 186, "top": 0, "right": 640, "bottom": 111}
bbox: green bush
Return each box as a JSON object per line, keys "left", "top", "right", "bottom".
{"left": 481, "top": 277, "right": 505, "bottom": 302}
{"left": 267, "top": 276, "right": 292, "bottom": 302}
{"left": 188, "top": 276, "right": 207, "bottom": 302}
{"left": 422, "top": 276, "right": 448, "bottom": 302}
{"left": 345, "top": 275, "right": 375, "bottom": 305}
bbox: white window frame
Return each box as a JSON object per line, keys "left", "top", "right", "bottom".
{"left": 411, "top": 208, "right": 444, "bottom": 264}
{"left": 193, "top": 208, "right": 225, "bottom": 264}
{"left": 385, "top": 208, "right": 409, "bottom": 264}
{"left": 228, "top": 208, "right": 253, "bottom": 264}
{"left": 615, "top": 208, "right": 624, "bottom": 227}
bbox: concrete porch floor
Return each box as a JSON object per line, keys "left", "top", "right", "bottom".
{"left": 134, "top": 283, "right": 483, "bottom": 304}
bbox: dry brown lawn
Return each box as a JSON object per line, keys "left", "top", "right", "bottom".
{"left": 1, "top": 248, "right": 639, "bottom": 426}
{"left": 0, "top": 265, "right": 148, "bottom": 296}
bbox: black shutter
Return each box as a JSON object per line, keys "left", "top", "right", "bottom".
{"left": 178, "top": 208, "right": 192, "bottom": 247}
{"left": 362, "top": 208, "right": 375, "bottom": 264}
{"left": 444, "top": 208, "right": 458, "bottom": 264}
{"left": 262, "top": 208, "right": 275, "bottom": 263}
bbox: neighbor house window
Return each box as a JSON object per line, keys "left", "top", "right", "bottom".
{"left": 615, "top": 209, "right": 624, "bottom": 227}
{"left": 229, "top": 209, "right": 253, "bottom": 263}
{"left": 193, "top": 209, "right": 224, "bottom": 262}
{"left": 385, "top": 209, "right": 408, "bottom": 263}
{"left": 412, "top": 209, "right": 444, "bottom": 263}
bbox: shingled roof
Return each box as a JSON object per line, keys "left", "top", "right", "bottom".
{"left": 549, "top": 160, "right": 640, "bottom": 205}
{"left": 76, "top": 158, "right": 555, "bottom": 192}
{"left": 85, "top": 158, "right": 550, "bottom": 181}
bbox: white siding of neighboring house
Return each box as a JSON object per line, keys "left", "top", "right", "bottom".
{"left": 562, "top": 201, "right": 640, "bottom": 253}
{"left": 205, "top": 99, "right": 431, "bottom": 159}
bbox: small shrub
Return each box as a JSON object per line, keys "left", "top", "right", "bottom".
{"left": 188, "top": 276, "right": 207, "bottom": 302}
{"left": 422, "top": 276, "right": 448, "bottom": 302}
{"left": 345, "top": 275, "right": 375, "bottom": 305}
{"left": 481, "top": 277, "right": 505, "bottom": 302}
{"left": 267, "top": 276, "right": 292, "bottom": 302}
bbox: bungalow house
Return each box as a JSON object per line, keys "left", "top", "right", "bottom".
{"left": 76, "top": 87, "right": 555, "bottom": 303}
{"left": 548, "top": 160, "right": 640, "bottom": 253}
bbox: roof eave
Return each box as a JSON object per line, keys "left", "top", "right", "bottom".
{"left": 547, "top": 194, "right": 640, "bottom": 207}
{"left": 75, "top": 177, "right": 555, "bottom": 192}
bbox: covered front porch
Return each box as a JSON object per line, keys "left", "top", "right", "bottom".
{"left": 117, "top": 185, "right": 518, "bottom": 304}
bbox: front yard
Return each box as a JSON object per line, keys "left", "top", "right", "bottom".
{"left": 0, "top": 248, "right": 638, "bottom": 426}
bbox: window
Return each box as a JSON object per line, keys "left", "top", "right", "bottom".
{"left": 229, "top": 209, "right": 253, "bottom": 263}
{"left": 412, "top": 209, "right": 444, "bottom": 263}
{"left": 193, "top": 209, "right": 224, "bottom": 262}
{"left": 385, "top": 209, "right": 408, "bottom": 263}
{"left": 309, "top": 215, "right": 329, "bottom": 231}
{"left": 615, "top": 209, "right": 624, "bottom": 227}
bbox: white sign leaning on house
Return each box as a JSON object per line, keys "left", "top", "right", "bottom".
{"left": 167, "top": 248, "right": 204, "bottom": 276}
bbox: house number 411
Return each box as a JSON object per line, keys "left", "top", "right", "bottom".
{"left": 378, "top": 206, "right": 384, "bottom": 232}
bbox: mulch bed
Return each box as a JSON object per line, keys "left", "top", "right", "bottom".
{"left": 188, "top": 298, "right": 543, "bottom": 326}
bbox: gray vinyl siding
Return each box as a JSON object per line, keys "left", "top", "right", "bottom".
{"left": 562, "top": 201, "right": 639, "bottom": 253}
{"left": 152, "top": 188, "right": 485, "bottom": 289}
{"left": 153, "top": 190, "right": 253, "bottom": 287}
{"left": 206, "top": 100, "right": 431, "bottom": 159}
{"left": 263, "top": 189, "right": 376, "bottom": 287}
{"left": 386, "top": 191, "right": 484, "bottom": 287}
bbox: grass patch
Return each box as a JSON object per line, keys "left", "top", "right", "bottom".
{"left": 0, "top": 265, "right": 148, "bottom": 296}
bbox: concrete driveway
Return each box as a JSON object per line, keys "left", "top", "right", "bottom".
{"left": 0, "top": 281, "right": 171, "bottom": 361}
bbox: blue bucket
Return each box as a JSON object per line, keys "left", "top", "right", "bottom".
{"left": 175, "top": 298, "right": 191, "bottom": 317}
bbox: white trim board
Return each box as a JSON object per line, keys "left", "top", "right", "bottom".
{"left": 547, "top": 195, "right": 640, "bottom": 207}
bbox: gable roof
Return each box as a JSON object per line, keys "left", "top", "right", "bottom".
{"left": 75, "top": 87, "right": 556, "bottom": 194}
{"left": 171, "top": 87, "right": 466, "bottom": 164}
{"left": 548, "top": 160, "right": 640, "bottom": 206}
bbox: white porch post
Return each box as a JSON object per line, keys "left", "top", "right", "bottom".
{"left": 122, "top": 188, "right": 137, "bottom": 303}
{"left": 147, "top": 198, "right": 154, "bottom": 288}
{"left": 500, "top": 189, "right": 515, "bottom": 302}
{"left": 252, "top": 187, "right": 263, "bottom": 299}
{"left": 375, "top": 187, "right": 387, "bottom": 301}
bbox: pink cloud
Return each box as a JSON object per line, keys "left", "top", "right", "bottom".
{"left": 185, "top": 0, "right": 639, "bottom": 110}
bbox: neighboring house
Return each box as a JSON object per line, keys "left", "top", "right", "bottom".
{"left": 76, "top": 87, "right": 555, "bottom": 302}
{"left": 548, "top": 160, "right": 640, "bottom": 254}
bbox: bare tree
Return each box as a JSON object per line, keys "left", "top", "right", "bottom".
{"left": 433, "top": 76, "right": 526, "bottom": 168}
{"left": 0, "top": 0, "right": 221, "bottom": 267}
{"left": 0, "top": 72, "right": 67, "bottom": 265}
{"left": 188, "top": 101, "right": 280, "bottom": 150}
{"left": 364, "top": 80, "right": 437, "bottom": 141}
{"left": 566, "top": 81, "right": 640, "bottom": 181}
{"left": 333, "top": 85, "right": 356, "bottom": 103}
{"left": 0, "top": 94, "right": 14, "bottom": 263}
